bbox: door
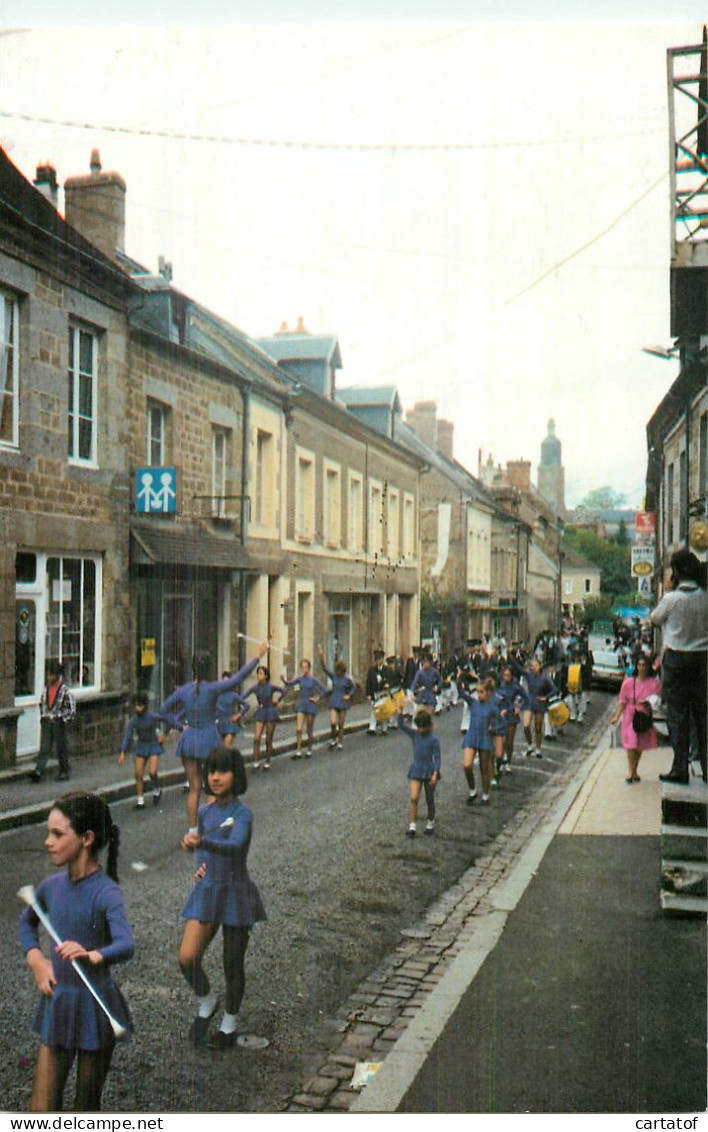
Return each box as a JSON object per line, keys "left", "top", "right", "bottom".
{"left": 162, "top": 593, "right": 194, "bottom": 700}
{"left": 15, "top": 593, "right": 43, "bottom": 755}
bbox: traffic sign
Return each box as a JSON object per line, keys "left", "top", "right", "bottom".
{"left": 637, "top": 575, "right": 652, "bottom": 596}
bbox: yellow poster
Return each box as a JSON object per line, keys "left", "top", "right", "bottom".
{"left": 140, "top": 637, "right": 156, "bottom": 667}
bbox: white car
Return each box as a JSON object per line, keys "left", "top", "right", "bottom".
{"left": 591, "top": 650, "right": 626, "bottom": 688}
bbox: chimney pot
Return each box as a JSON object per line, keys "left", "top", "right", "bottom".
{"left": 295, "top": 316, "right": 308, "bottom": 334}
{"left": 276, "top": 321, "right": 290, "bottom": 335}
{"left": 90, "top": 148, "right": 102, "bottom": 174}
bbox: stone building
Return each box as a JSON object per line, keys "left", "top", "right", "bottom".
{"left": 560, "top": 545, "right": 602, "bottom": 617}
{"left": 335, "top": 394, "right": 527, "bottom": 654}
{"left": 479, "top": 453, "right": 562, "bottom": 643}
{"left": 1, "top": 149, "right": 135, "bottom": 765}
{"left": 3, "top": 146, "right": 425, "bottom": 763}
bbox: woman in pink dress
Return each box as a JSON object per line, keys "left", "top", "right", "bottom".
{"left": 610, "top": 655, "right": 662, "bottom": 784}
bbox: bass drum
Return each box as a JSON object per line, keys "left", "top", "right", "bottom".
{"left": 547, "top": 696, "right": 570, "bottom": 729}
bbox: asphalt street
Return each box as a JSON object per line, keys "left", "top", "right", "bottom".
{"left": 0, "top": 692, "right": 614, "bottom": 1114}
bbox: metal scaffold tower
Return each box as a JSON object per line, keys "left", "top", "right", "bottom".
{"left": 669, "top": 29, "right": 708, "bottom": 267}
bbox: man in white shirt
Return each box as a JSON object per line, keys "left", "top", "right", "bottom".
{"left": 650, "top": 550, "right": 707, "bottom": 784}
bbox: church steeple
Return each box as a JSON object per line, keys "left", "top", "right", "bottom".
{"left": 537, "top": 418, "right": 565, "bottom": 514}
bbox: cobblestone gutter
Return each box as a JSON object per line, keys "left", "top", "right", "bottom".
{"left": 285, "top": 704, "right": 614, "bottom": 1113}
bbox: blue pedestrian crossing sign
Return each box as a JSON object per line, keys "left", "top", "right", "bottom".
{"left": 135, "top": 467, "right": 178, "bottom": 513}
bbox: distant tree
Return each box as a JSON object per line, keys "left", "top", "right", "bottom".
{"left": 563, "top": 528, "right": 631, "bottom": 598}
{"left": 610, "top": 519, "right": 630, "bottom": 547}
{"left": 575, "top": 595, "right": 613, "bottom": 629}
{"left": 576, "top": 486, "right": 626, "bottom": 512}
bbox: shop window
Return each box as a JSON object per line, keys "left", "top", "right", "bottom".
{"left": 46, "top": 556, "right": 100, "bottom": 688}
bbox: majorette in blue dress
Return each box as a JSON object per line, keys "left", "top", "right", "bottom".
{"left": 119, "top": 710, "right": 168, "bottom": 758}
{"left": 19, "top": 871, "right": 134, "bottom": 1050}
{"left": 459, "top": 690, "right": 498, "bottom": 751}
{"left": 409, "top": 665, "right": 441, "bottom": 707}
{"left": 520, "top": 669, "right": 558, "bottom": 714}
{"left": 243, "top": 680, "right": 285, "bottom": 724}
{"left": 396, "top": 715, "right": 441, "bottom": 781}
{"left": 181, "top": 799, "right": 266, "bottom": 928}
{"left": 282, "top": 674, "right": 327, "bottom": 715}
{"left": 159, "top": 655, "right": 261, "bottom": 762}
{"left": 491, "top": 680, "right": 526, "bottom": 736}
{"left": 216, "top": 689, "right": 250, "bottom": 738}
{"left": 320, "top": 663, "right": 357, "bottom": 711}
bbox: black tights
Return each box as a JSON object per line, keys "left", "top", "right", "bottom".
{"left": 180, "top": 924, "right": 250, "bottom": 1014}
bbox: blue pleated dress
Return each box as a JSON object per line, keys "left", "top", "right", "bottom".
{"left": 19, "top": 871, "right": 134, "bottom": 1051}
{"left": 181, "top": 799, "right": 266, "bottom": 928}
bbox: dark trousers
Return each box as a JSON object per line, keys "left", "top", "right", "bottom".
{"left": 33, "top": 719, "right": 70, "bottom": 777}
{"left": 662, "top": 649, "right": 707, "bottom": 780}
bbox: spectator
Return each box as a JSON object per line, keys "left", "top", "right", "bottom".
{"left": 650, "top": 550, "right": 707, "bottom": 784}
{"left": 610, "top": 654, "right": 662, "bottom": 783}
{"left": 29, "top": 662, "right": 75, "bottom": 783}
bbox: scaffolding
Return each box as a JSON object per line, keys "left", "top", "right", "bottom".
{"left": 669, "top": 31, "right": 708, "bottom": 266}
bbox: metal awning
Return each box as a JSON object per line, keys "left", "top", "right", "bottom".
{"left": 130, "top": 525, "right": 247, "bottom": 570}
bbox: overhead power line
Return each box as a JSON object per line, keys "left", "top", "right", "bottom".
{"left": 0, "top": 110, "right": 664, "bottom": 153}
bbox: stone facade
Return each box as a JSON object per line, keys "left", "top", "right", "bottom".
{"left": 0, "top": 151, "right": 134, "bottom": 766}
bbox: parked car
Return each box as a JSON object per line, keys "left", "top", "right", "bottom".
{"left": 591, "top": 649, "right": 626, "bottom": 689}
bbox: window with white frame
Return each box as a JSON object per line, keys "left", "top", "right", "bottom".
{"left": 46, "top": 554, "right": 101, "bottom": 689}
{"left": 564, "top": 579, "right": 573, "bottom": 595}
{"left": 348, "top": 473, "right": 363, "bottom": 553}
{"left": 369, "top": 479, "right": 383, "bottom": 555}
{"left": 147, "top": 399, "right": 170, "bottom": 466}
{"left": 68, "top": 324, "right": 98, "bottom": 464}
{"left": 0, "top": 289, "right": 18, "bottom": 447}
{"left": 254, "top": 428, "right": 275, "bottom": 527}
{"left": 324, "top": 461, "right": 341, "bottom": 546}
{"left": 387, "top": 488, "right": 400, "bottom": 560}
{"left": 211, "top": 426, "right": 229, "bottom": 517}
{"left": 403, "top": 492, "right": 415, "bottom": 558}
{"left": 296, "top": 450, "right": 315, "bottom": 540}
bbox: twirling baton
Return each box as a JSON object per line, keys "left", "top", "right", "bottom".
{"left": 17, "top": 885, "right": 128, "bottom": 1041}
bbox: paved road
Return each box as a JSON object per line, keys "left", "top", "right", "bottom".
{"left": 0, "top": 694, "right": 613, "bottom": 1113}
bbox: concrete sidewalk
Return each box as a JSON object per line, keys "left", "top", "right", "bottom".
{"left": 352, "top": 737, "right": 707, "bottom": 1114}
{"left": 0, "top": 703, "right": 375, "bottom": 834}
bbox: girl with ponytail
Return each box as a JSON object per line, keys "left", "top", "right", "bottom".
{"left": 19, "top": 792, "right": 134, "bottom": 1112}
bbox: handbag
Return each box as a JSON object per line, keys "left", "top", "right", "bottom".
{"left": 632, "top": 679, "right": 653, "bottom": 734}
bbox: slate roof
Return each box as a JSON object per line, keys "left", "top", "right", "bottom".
{"left": 256, "top": 333, "right": 342, "bottom": 370}
{"left": 336, "top": 385, "right": 401, "bottom": 411}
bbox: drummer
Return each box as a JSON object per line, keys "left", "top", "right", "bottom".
{"left": 365, "top": 649, "right": 391, "bottom": 737}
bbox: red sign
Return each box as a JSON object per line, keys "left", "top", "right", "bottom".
{"left": 635, "top": 512, "right": 656, "bottom": 535}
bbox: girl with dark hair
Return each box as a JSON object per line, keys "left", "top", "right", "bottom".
{"left": 19, "top": 793, "right": 133, "bottom": 1112}
{"left": 179, "top": 746, "right": 266, "bottom": 1049}
{"left": 159, "top": 642, "right": 267, "bottom": 835}
{"left": 242, "top": 664, "right": 285, "bottom": 770}
{"left": 610, "top": 654, "right": 662, "bottom": 783}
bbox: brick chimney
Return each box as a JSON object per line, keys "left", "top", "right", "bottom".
{"left": 406, "top": 401, "right": 438, "bottom": 450}
{"left": 437, "top": 418, "right": 454, "bottom": 461}
{"left": 33, "top": 163, "right": 59, "bottom": 209}
{"left": 64, "top": 149, "right": 126, "bottom": 262}
{"left": 506, "top": 459, "right": 531, "bottom": 493}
